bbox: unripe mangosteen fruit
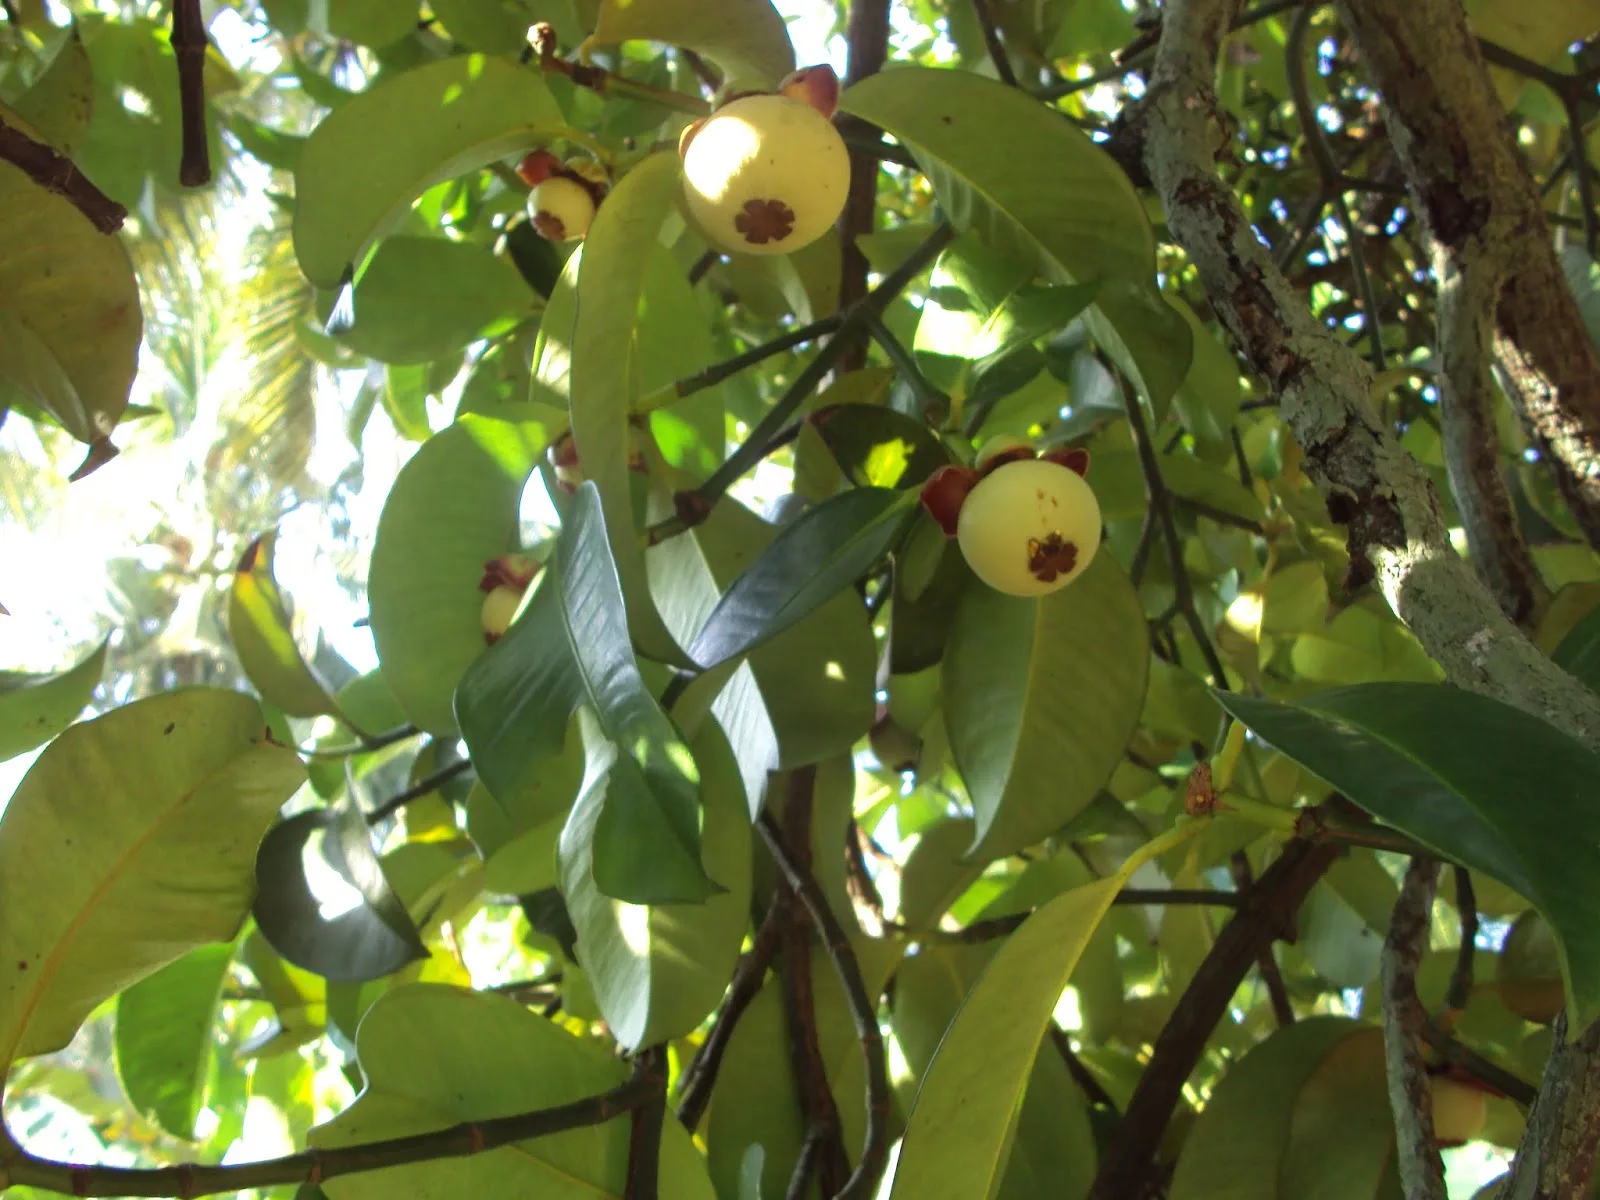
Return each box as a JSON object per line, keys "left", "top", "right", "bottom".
{"left": 528, "top": 176, "right": 597, "bottom": 242}
{"left": 956, "top": 457, "right": 1102, "bottom": 597}
{"left": 679, "top": 91, "right": 849, "bottom": 257}
{"left": 515, "top": 149, "right": 562, "bottom": 188}
{"left": 481, "top": 585, "right": 525, "bottom": 645}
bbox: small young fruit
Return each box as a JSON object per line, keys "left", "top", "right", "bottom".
{"left": 481, "top": 584, "right": 525, "bottom": 645}
{"left": 546, "top": 429, "right": 649, "bottom": 493}
{"left": 974, "top": 434, "right": 1037, "bottom": 474}
{"left": 956, "top": 458, "right": 1102, "bottom": 597}
{"left": 679, "top": 91, "right": 849, "bottom": 257}
{"left": 1498, "top": 910, "right": 1564, "bottom": 1025}
{"left": 515, "top": 148, "right": 561, "bottom": 188}
{"left": 479, "top": 552, "right": 540, "bottom": 594}
{"left": 1430, "top": 1072, "right": 1490, "bottom": 1147}
{"left": 529, "top": 176, "right": 596, "bottom": 242}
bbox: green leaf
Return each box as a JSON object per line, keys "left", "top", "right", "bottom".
{"left": 1553, "top": 602, "right": 1600, "bottom": 694}
{"left": 589, "top": 0, "right": 794, "bottom": 86}
{"left": 114, "top": 941, "right": 235, "bottom": 1140}
{"left": 807, "top": 404, "right": 952, "bottom": 489}
{"left": 457, "top": 484, "right": 714, "bottom": 904}
{"left": 889, "top": 821, "right": 1201, "bottom": 1199}
{"left": 837, "top": 69, "right": 1189, "bottom": 417}
{"left": 323, "top": 0, "right": 423, "bottom": 46}
{"left": 689, "top": 488, "right": 919, "bottom": 669}
{"left": 650, "top": 494, "right": 877, "bottom": 802}
{"left": 944, "top": 552, "right": 1149, "bottom": 860}
{"left": 0, "top": 639, "right": 107, "bottom": 763}
{"left": 228, "top": 533, "right": 342, "bottom": 721}
{"left": 0, "top": 690, "right": 305, "bottom": 1066}
{"left": 252, "top": 802, "right": 430, "bottom": 983}
{"left": 293, "top": 55, "right": 567, "bottom": 288}
{"left": 369, "top": 408, "right": 560, "bottom": 734}
{"left": 559, "top": 720, "right": 751, "bottom": 1050}
{"left": 1169, "top": 1017, "right": 1369, "bottom": 1199}
{"left": 1559, "top": 245, "right": 1600, "bottom": 353}
{"left": 11, "top": 29, "right": 94, "bottom": 155}
{"left": 224, "top": 113, "right": 306, "bottom": 171}
{"left": 309, "top": 984, "right": 717, "bottom": 1199}
{"left": 840, "top": 68, "right": 1152, "bottom": 286}
{"left": 1082, "top": 277, "right": 1195, "bottom": 422}
{"left": 1216, "top": 683, "right": 1600, "bottom": 1030}
{"left": 1168, "top": 294, "right": 1243, "bottom": 451}
{"left": 237, "top": 931, "right": 327, "bottom": 1057}
{"left": 328, "top": 235, "right": 537, "bottom": 365}
{"left": 0, "top": 164, "right": 141, "bottom": 445}
{"left": 428, "top": 0, "right": 531, "bottom": 52}
{"left": 570, "top": 151, "right": 696, "bottom": 664}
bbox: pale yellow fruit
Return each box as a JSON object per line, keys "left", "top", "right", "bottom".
{"left": 528, "top": 177, "right": 596, "bottom": 242}
{"left": 956, "top": 458, "right": 1102, "bottom": 597}
{"left": 1498, "top": 909, "right": 1565, "bottom": 1025}
{"left": 1430, "top": 1074, "right": 1489, "bottom": 1146}
{"left": 680, "top": 93, "right": 849, "bottom": 257}
{"left": 480, "top": 584, "right": 525, "bottom": 642}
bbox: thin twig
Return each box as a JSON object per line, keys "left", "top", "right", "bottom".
{"left": 1174, "top": 495, "right": 1263, "bottom": 533}
{"left": 530, "top": 22, "right": 709, "bottom": 116}
{"left": 686, "top": 249, "right": 721, "bottom": 287}
{"left": 364, "top": 759, "right": 473, "bottom": 825}
{"left": 0, "top": 115, "right": 126, "bottom": 232}
{"left": 970, "top": 0, "right": 1020, "bottom": 87}
{"left": 758, "top": 808, "right": 892, "bottom": 1200}
{"left": 1048, "top": 1025, "right": 1120, "bottom": 1112}
{"left": 1230, "top": 851, "right": 1295, "bottom": 1027}
{"left": 639, "top": 313, "right": 845, "bottom": 411}
{"left": 1565, "top": 97, "right": 1599, "bottom": 257}
{"left": 1119, "top": 376, "right": 1230, "bottom": 685}
{"left": 785, "top": 1125, "right": 830, "bottom": 1200}
{"left": 675, "top": 899, "right": 786, "bottom": 1130}
{"left": 299, "top": 724, "right": 421, "bottom": 759}
{"left": 1443, "top": 866, "right": 1477, "bottom": 1018}
{"left": 861, "top": 309, "right": 948, "bottom": 414}
{"left": 884, "top": 887, "right": 1242, "bottom": 944}
{"left": 0, "top": 1073, "right": 657, "bottom": 1196}
{"left": 644, "top": 224, "right": 955, "bottom": 544}
{"left": 1380, "top": 857, "right": 1446, "bottom": 1200}
{"left": 171, "top": 0, "right": 211, "bottom": 186}
{"left": 1418, "top": 1023, "right": 1538, "bottom": 1107}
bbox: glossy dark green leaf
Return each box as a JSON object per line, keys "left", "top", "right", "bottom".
{"left": 944, "top": 553, "right": 1149, "bottom": 860}
{"left": 252, "top": 803, "right": 429, "bottom": 984}
{"left": 956, "top": 282, "right": 1100, "bottom": 404}
{"left": 807, "top": 405, "right": 952, "bottom": 489}
{"left": 1083, "top": 276, "right": 1195, "bottom": 422}
{"left": 114, "top": 941, "right": 235, "bottom": 1140}
{"left": 327, "top": 235, "right": 536, "bottom": 365}
{"left": 1217, "top": 683, "right": 1600, "bottom": 1029}
{"left": 457, "top": 484, "right": 714, "bottom": 904}
{"left": 689, "top": 487, "right": 918, "bottom": 670}
{"left": 293, "top": 55, "right": 567, "bottom": 288}
{"left": 0, "top": 639, "right": 107, "bottom": 763}
{"left": 0, "top": 690, "right": 304, "bottom": 1064}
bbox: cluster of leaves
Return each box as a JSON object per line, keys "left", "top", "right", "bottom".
{"left": 5, "top": 0, "right": 1600, "bottom": 1198}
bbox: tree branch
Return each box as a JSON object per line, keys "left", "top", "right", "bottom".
{"left": 1338, "top": 0, "right": 1600, "bottom": 557}
{"left": 1133, "top": 0, "right": 1600, "bottom": 751}
{"left": 0, "top": 1074, "right": 656, "bottom": 1197}
{"left": 836, "top": 0, "right": 894, "bottom": 373}
{"left": 1503, "top": 1011, "right": 1600, "bottom": 1197}
{"left": 0, "top": 114, "right": 126, "bottom": 233}
{"left": 757, "top": 807, "right": 892, "bottom": 1200}
{"left": 1381, "top": 857, "right": 1446, "bottom": 1200}
{"left": 1444, "top": 866, "right": 1478, "bottom": 1019}
{"left": 623, "top": 1047, "right": 667, "bottom": 1200}
{"left": 171, "top": 0, "right": 211, "bottom": 186}
{"left": 1085, "top": 834, "right": 1342, "bottom": 1200}
{"left": 639, "top": 313, "right": 845, "bottom": 413}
